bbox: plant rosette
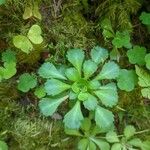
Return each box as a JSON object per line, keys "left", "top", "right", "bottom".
{"left": 37, "top": 46, "right": 121, "bottom": 129}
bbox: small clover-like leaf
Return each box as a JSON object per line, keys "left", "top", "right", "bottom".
{"left": 94, "top": 83, "right": 118, "bottom": 107}
{"left": 139, "top": 12, "right": 150, "bottom": 25}
{"left": 141, "top": 88, "right": 150, "bottom": 99}
{"left": 78, "top": 138, "right": 89, "bottom": 150}
{"left": 112, "top": 31, "right": 132, "bottom": 49}
{"left": 13, "top": 35, "right": 33, "bottom": 53}
{"left": 67, "top": 49, "right": 84, "bottom": 75}
{"left": 83, "top": 60, "right": 98, "bottom": 79}
{"left": 44, "top": 79, "right": 71, "bottom": 96}
{"left": 127, "top": 138, "right": 142, "bottom": 148}
{"left": 145, "top": 53, "right": 150, "bottom": 70}
{"left": 95, "top": 61, "right": 120, "bottom": 80}
{"left": 18, "top": 73, "right": 37, "bottom": 92}
{"left": 2, "top": 50, "right": 16, "bottom": 63}
{"left": 27, "top": 24, "right": 43, "bottom": 44}
{"left": 90, "top": 46, "right": 108, "bottom": 64}
{"left": 95, "top": 106, "right": 114, "bottom": 129}
{"left": 63, "top": 101, "right": 84, "bottom": 129}
{"left": 23, "top": 6, "right": 32, "bottom": 20}
{"left": 38, "top": 62, "right": 66, "bottom": 80}
{"left": 39, "top": 95, "right": 68, "bottom": 116}
{"left": 124, "top": 125, "right": 136, "bottom": 139}
{"left": 127, "top": 46, "right": 146, "bottom": 65}
{"left": 117, "top": 69, "right": 138, "bottom": 92}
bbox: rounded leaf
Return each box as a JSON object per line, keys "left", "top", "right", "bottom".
{"left": 124, "top": 125, "right": 136, "bottom": 139}
{"left": 145, "top": 53, "right": 150, "bottom": 70}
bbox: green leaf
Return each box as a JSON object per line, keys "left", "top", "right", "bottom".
{"left": 67, "top": 49, "right": 84, "bottom": 75}
{"left": 83, "top": 94, "right": 98, "bottom": 110}
{"left": 13, "top": 35, "right": 33, "bottom": 53}
{"left": 101, "top": 19, "right": 114, "bottom": 39}
{"left": 83, "top": 60, "right": 98, "bottom": 79}
{"left": 95, "top": 106, "right": 114, "bottom": 129}
{"left": 65, "top": 128, "right": 83, "bottom": 137}
{"left": 23, "top": 6, "right": 32, "bottom": 19}
{"left": 63, "top": 101, "right": 84, "bottom": 129}
{"left": 78, "top": 138, "right": 89, "bottom": 150}
{"left": 91, "top": 138, "right": 110, "bottom": 150}
{"left": 112, "top": 31, "right": 132, "bottom": 49}
{"left": 65, "top": 67, "right": 80, "bottom": 81}
{"left": 88, "top": 141, "right": 96, "bottom": 150}
{"left": 34, "top": 86, "right": 46, "bottom": 98}
{"left": 145, "top": 53, "right": 150, "bottom": 70}
{"left": 18, "top": 73, "right": 37, "bottom": 92}
{"left": 95, "top": 61, "right": 120, "bottom": 80}
{"left": 88, "top": 80, "right": 101, "bottom": 90}
{"left": 81, "top": 118, "right": 91, "bottom": 132}
{"left": 117, "top": 69, "right": 138, "bottom": 92}
{"left": 44, "top": 79, "right": 71, "bottom": 96}
{"left": 39, "top": 95, "right": 68, "bottom": 116}
{"left": 111, "top": 143, "right": 122, "bottom": 150}
{"left": 38, "top": 62, "right": 66, "bottom": 79}
{"left": 33, "top": 2, "right": 42, "bottom": 20}
{"left": 90, "top": 46, "right": 108, "bottom": 64}
{"left": 106, "top": 131, "right": 119, "bottom": 143}
{"left": 128, "top": 138, "right": 142, "bottom": 148}
{"left": 139, "top": 12, "right": 150, "bottom": 25}
{"left": 0, "top": 140, "right": 8, "bottom": 150}
{"left": 124, "top": 125, "right": 136, "bottom": 139}
{"left": 69, "top": 91, "right": 78, "bottom": 100}
{"left": 135, "top": 66, "right": 150, "bottom": 87}
{"left": 141, "top": 140, "right": 150, "bottom": 150}
{"left": 94, "top": 83, "right": 118, "bottom": 107}
{"left": 78, "top": 92, "right": 88, "bottom": 101}
{"left": 127, "top": 46, "right": 146, "bottom": 65}
{"left": 135, "top": 66, "right": 150, "bottom": 99}
{"left": 141, "top": 88, "right": 150, "bottom": 99}
{"left": 110, "top": 47, "right": 120, "bottom": 61}
{"left": 27, "top": 24, "right": 43, "bottom": 44}
{"left": 2, "top": 50, "right": 16, "bottom": 63}
{"left": 0, "top": 62, "right": 16, "bottom": 79}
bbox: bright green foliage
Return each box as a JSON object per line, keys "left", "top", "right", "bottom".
{"left": 135, "top": 66, "right": 150, "bottom": 99}
{"left": 0, "top": 0, "right": 5, "bottom": 5}
{"left": 38, "top": 62, "right": 66, "bottom": 79}
{"left": 27, "top": 25, "right": 43, "bottom": 44}
{"left": 23, "top": 2, "right": 41, "bottom": 20}
{"left": 139, "top": 12, "right": 150, "bottom": 25}
{"left": 106, "top": 125, "right": 147, "bottom": 150}
{"left": 0, "top": 140, "right": 8, "bottom": 150}
{"left": 13, "top": 24, "right": 43, "bottom": 54}
{"left": 145, "top": 53, "right": 150, "bottom": 70}
{"left": 117, "top": 69, "right": 138, "bottom": 91}
{"left": 90, "top": 46, "right": 108, "bottom": 64}
{"left": 18, "top": 73, "right": 37, "bottom": 92}
{"left": 63, "top": 101, "right": 84, "bottom": 129}
{"left": 38, "top": 47, "right": 120, "bottom": 129}
{"left": 65, "top": 118, "right": 110, "bottom": 150}
{"left": 142, "top": 141, "right": 150, "bottom": 150}
{"left": 95, "top": 106, "right": 114, "bottom": 129}
{"left": 0, "top": 50, "right": 17, "bottom": 81}
{"left": 112, "top": 31, "right": 132, "bottom": 49}
{"left": 124, "top": 125, "right": 136, "bottom": 139}
{"left": 39, "top": 96, "right": 68, "bottom": 116}
{"left": 66, "top": 48, "right": 84, "bottom": 75}
{"left": 95, "top": 61, "right": 120, "bottom": 80}
{"left": 100, "top": 19, "right": 114, "bottom": 39}
{"left": 34, "top": 86, "right": 46, "bottom": 98}
{"left": 127, "top": 46, "right": 146, "bottom": 65}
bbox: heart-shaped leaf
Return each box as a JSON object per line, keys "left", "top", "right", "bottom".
{"left": 13, "top": 35, "right": 33, "bottom": 53}
{"left": 27, "top": 24, "right": 43, "bottom": 44}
